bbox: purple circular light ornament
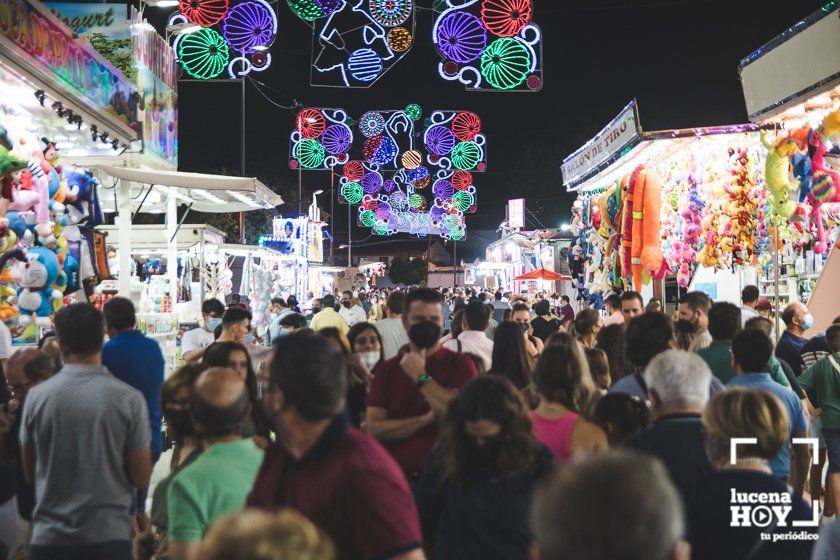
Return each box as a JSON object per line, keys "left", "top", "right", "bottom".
{"left": 436, "top": 11, "right": 487, "bottom": 64}
{"left": 432, "top": 178, "right": 454, "bottom": 200}
{"left": 222, "top": 0, "right": 277, "bottom": 54}
{"left": 430, "top": 205, "right": 447, "bottom": 224}
{"left": 425, "top": 125, "right": 456, "bottom": 156}
{"left": 391, "top": 190, "right": 408, "bottom": 209}
{"left": 383, "top": 180, "right": 397, "bottom": 193}
{"left": 375, "top": 202, "right": 391, "bottom": 220}
{"left": 361, "top": 171, "right": 384, "bottom": 194}
{"left": 321, "top": 124, "right": 353, "bottom": 155}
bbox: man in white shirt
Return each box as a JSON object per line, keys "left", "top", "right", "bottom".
{"left": 602, "top": 294, "right": 624, "bottom": 327}
{"left": 181, "top": 299, "right": 224, "bottom": 362}
{"left": 339, "top": 290, "right": 367, "bottom": 327}
{"left": 444, "top": 300, "right": 494, "bottom": 371}
{"left": 376, "top": 291, "right": 409, "bottom": 360}
{"left": 268, "top": 298, "right": 294, "bottom": 341}
{"left": 740, "top": 285, "right": 760, "bottom": 326}
{"left": 0, "top": 319, "right": 14, "bottom": 370}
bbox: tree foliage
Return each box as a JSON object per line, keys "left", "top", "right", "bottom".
{"left": 87, "top": 33, "right": 136, "bottom": 82}
{"left": 388, "top": 254, "right": 428, "bottom": 286}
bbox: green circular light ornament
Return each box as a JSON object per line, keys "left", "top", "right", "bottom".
{"left": 451, "top": 141, "right": 482, "bottom": 170}
{"left": 408, "top": 194, "right": 424, "bottom": 209}
{"left": 341, "top": 182, "right": 364, "bottom": 204}
{"left": 374, "top": 219, "right": 389, "bottom": 236}
{"left": 480, "top": 37, "right": 532, "bottom": 91}
{"left": 443, "top": 213, "right": 462, "bottom": 230}
{"left": 452, "top": 190, "right": 473, "bottom": 212}
{"left": 177, "top": 28, "right": 230, "bottom": 80}
{"left": 450, "top": 227, "right": 465, "bottom": 241}
{"left": 287, "top": 0, "right": 323, "bottom": 21}
{"left": 405, "top": 103, "right": 422, "bottom": 121}
{"left": 294, "top": 138, "right": 326, "bottom": 169}
{"left": 360, "top": 210, "right": 377, "bottom": 227}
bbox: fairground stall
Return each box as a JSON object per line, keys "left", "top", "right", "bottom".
{"left": 739, "top": 2, "right": 840, "bottom": 335}
{"left": 0, "top": 0, "right": 143, "bottom": 343}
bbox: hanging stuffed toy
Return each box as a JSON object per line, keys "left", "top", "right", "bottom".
{"left": 805, "top": 121, "right": 840, "bottom": 254}
{"left": 760, "top": 131, "right": 802, "bottom": 219}
{"left": 620, "top": 167, "right": 641, "bottom": 289}
{"left": 16, "top": 246, "right": 63, "bottom": 327}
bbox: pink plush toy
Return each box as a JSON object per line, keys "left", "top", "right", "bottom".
{"left": 806, "top": 130, "right": 840, "bottom": 254}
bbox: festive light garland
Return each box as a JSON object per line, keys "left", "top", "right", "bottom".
{"left": 289, "top": 108, "right": 353, "bottom": 170}
{"left": 177, "top": 28, "right": 230, "bottom": 79}
{"left": 433, "top": 0, "right": 542, "bottom": 92}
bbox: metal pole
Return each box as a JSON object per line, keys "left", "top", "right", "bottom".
{"left": 239, "top": 78, "right": 246, "bottom": 244}
{"left": 117, "top": 179, "right": 132, "bottom": 297}
{"left": 453, "top": 240, "right": 457, "bottom": 289}
{"left": 330, "top": 165, "right": 335, "bottom": 266}
{"left": 298, "top": 166, "right": 302, "bottom": 217}
{"left": 347, "top": 202, "right": 351, "bottom": 266}
{"left": 774, "top": 219, "right": 781, "bottom": 337}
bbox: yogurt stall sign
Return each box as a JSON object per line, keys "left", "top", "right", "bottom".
{"left": 0, "top": 0, "right": 138, "bottom": 136}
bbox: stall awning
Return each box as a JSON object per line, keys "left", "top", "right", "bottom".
{"left": 96, "top": 165, "right": 284, "bottom": 213}
{"left": 514, "top": 268, "right": 571, "bottom": 281}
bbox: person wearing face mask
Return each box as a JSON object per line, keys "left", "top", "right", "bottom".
{"left": 366, "top": 288, "right": 478, "bottom": 478}
{"left": 182, "top": 299, "right": 225, "bottom": 363}
{"left": 267, "top": 298, "right": 293, "bottom": 342}
{"left": 339, "top": 291, "right": 367, "bottom": 328}
{"left": 416, "top": 376, "right": 554, "bottom": 560}
{"left": 677, "top": 291, "right": 712, "bottom": 352}
{"left": 348, "top": 322, "right": 384, "bottom": 382}
{"left": 188, "top": 307, "right": 256, "bottom": 362}
{"left": 777, "top": 302, "right": 813, "bottom": 378}
{"left": 309, "top": 295, "right": 348, "bottom": 334}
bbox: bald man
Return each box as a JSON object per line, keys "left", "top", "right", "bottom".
{"left": 778, "top": 302, "right": 812, "bottom": 378}
{"left": 166, "top": 368, "right": 265, "bottom": 560}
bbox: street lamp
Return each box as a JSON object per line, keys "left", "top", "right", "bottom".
{"left": 560, "top": 223, "right": 572, "bottom": 232}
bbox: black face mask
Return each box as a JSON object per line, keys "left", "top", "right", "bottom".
{"left": 165, "top": 409, "right": 195, "bottom": 440}
{"left": 408, "top": 321, "right": 442, "bottom": 349}
{"left": 342, "top": 301, "right": 352, "bottom": 309}
{"left": 675, "top": 319, "right": 696, "bottom": 335}
{"left": 312, "top": 306, "right": 322, "bottom": 314}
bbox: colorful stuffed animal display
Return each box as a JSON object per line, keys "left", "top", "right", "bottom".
{"left": 761, "top": 131, "right": 801, "bottom": 219}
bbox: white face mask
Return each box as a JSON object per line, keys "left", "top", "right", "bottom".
{"left": 358, "top": 350, "right": 380, "bottom": 370}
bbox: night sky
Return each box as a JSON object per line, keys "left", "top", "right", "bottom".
{"left": 171, "top": 0, "right": 827, "bottom": 256}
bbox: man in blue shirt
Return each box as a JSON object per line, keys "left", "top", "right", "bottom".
{"left": 776, "top": 302, "right": 811, "bottom": 378}
{"left": 727, "top": 329, "right": 809, "bottom": 492}
{"left": 102, "top": 297, "right": 165, "bottom": 512}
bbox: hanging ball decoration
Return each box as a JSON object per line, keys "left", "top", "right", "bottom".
{"left": 343, "top": 160, "right": 365, "bottom": 181}
{"left": 341, "top": 181, "right": 364, "bottom": 204}
{"left": 348, "top": 49, "right": 383, "bottom": 82}
{"left": 452, "top": 189, "right": 474, "bottom": 212}
{"left": 391, "top": 190, "right": 408, "bottom": 209}
{"left": 374, "top": 219, "right": 390, "bottom": 236}
{"left": 401, "top": 150, "right": 423, "bottom": 170}
{"left": 432, "top": 178, "right": 454, "bottom": 200}
{"left": 179, "top": 0, "right": 230, "bottom": 27}
{"left": 425, "top": 125, "right": 456, "bottom": 156}
{"left": 363, "top": 135, "right": 399, "bottom": 166}
{"left": 480, "top": 0, "right": 532, "bottom": 37}
{"left": 296, "top": 109, "right": 326, "bottom": 139}
{"left": 361, "top": 171, "right": 384, "bottom": 194}
{"left": 451, "top": 112, "right": 482, "bottom": 141}
{"left": 294, "top": 138, "right": 326, "bottom": 169}
{"left": 408, "top": 193, "right": 425, "bottom": 209}
{"left": 177, "top": 28, "right": 230, "bottom": 80}
{"left": 360, "top": 209, "right": 377, "bottom": 227}
{"left": 387, "top": 27, "right": 413, "bottom": 52}
{"left": 812, "top": 170, "right": 836, "bottom": 201}
{"left": 443, "top": 213, "right": 463, "bottom": 230}
{"left": 359, "top": 111, "right": 386, "bottom": 138}
{"left": 450, "top": 227, "right": 465, "bottom": 241}
{"left": 405, "top": 104, "right": 422, "bottom": 121}
{"left": 451, "top": 170, "right": 473, "bottom": 190}
{"left": 451, "top": 141, "right": 482, "bottom": 170}
{"left": 222, "top": 0, "right": 277, "bottom": 54}
{"left": 407, "top": 166, "right": 430, "bottom": 187}
{"left": 383, "top": 180, "right": 397, "bottom": 193}
{"left": 480, "top": 37, "right": 531, "bottom": 90}
{"left": 435, "top": 11, "right": 487, "bottom": 64}
{"left": 368, "top": 0, "right": 413, "bottom": 27}
{"left": 321, "top": 124, "right": 353, "bottom": 154}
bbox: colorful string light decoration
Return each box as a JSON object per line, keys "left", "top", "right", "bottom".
{"left": 452, "top": 112, "right": 481, "bottom": 141}
{"left": 433, "top": 0, "right": 542, "bottom": 92}
{"left": 425, "top": 126, "right": 457, "bottom": 156}
{"left": 289, "top": 108, "right": 353, "bottom": 170}
{"left": 405, "top": 103, "right": 422, "bottom": 121}
{"left": 222, "top": 0, "right": 278, "bottom": 53}
{"left": 451, "top": 170, "right": 473, "bottom": 190}
{"left": 360, "top": 209, "right": 377, "bottom": 227}
{"left": 177, "top": 28, "right": 230, "bottom": 79}
{"left": 364, "top": 136, "right": 399, "bottom": 167}
{"left": 341, "top": 181, "right": 364, "bottom": 204}
{"left": 298, "top": 0, "right": 415, "bottom": 87}
{"left": 344, "top": 160, "right": 366, "bottom": 180}
{"left": 401, "top": 150, "right": 422, "bottom": 169}
{"left": 480, "top": 0, "right": 532, "bottom": 37}
{"left": 179, "top": 0, "right": 230, "bottom": 27}
{"left": 362, "top": 171, "right": 384, "bottom": 194}
{"left": 359, "top": 111, "right": 387, "bottom": 138}
{"left": 451, "top": 141, "right": 482, "bottom": 170}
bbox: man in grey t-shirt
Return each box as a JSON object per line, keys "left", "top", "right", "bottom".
{"left": 20, "top": 304, "right": 152, "bottom": 560}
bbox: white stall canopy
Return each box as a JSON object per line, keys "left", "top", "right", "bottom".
{"left": 96, "top": 165, "right": 283, "bottom": 213}
{"left": 739, "top": 4, "right": 840, "bottom": 126}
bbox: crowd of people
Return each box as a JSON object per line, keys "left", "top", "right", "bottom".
{"left": 1, "top": 283, "right": 839, "bottom": 560}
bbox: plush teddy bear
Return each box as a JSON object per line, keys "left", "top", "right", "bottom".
{"left": 17, "top": 246, "right": 63, "bottom": 327}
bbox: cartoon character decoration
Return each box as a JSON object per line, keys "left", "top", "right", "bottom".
{"left": 16, "top": 246, "right": 63, "bottom": 327}
{"left": 760, "top": 131, "right": 801, "bottom": 219}
{"left": 804, "top": 112, "right": 840, "bottom": 254}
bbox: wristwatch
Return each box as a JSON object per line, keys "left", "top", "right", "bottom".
{"left": 416, "top": 373, "right": 432, "bottom": 388}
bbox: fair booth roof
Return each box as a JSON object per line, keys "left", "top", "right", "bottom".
{"left": 96, "top": 165, "right": 283, "bottom": 213}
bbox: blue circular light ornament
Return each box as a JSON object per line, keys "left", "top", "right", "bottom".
{"left": 406, "top": 166, "right": 430, "bottom": 187}
{"left": 362, "top": 171, "right": 384, "bottom": 194}
{"left": 363, "top": 135, "right": 398, "bottom": 166}
{"left": 435, "top": 11, "right": 486, "bottom": 64}
{"left": 348, "top": 49, "right": 383, "bottom": 82}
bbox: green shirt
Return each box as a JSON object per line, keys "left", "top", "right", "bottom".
{"left": 799, "top": 354, "right": 840, "bottom": 430}
{"left": 697, "top": 340, "right": 734, "bottom": 384}
{"left": 696, "top": 340, "right": 790, "bottom": 388}
{"left": 167, "top": 438, "right": 264, "bottom": 542}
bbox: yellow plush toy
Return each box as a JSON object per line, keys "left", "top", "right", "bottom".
{"left": 760, "top": 131, "right": 802, "bottom": 219}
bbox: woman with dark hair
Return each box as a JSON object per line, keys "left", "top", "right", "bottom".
{"left": 590, "top": 393, "right": 651, "bottom": 445}
{"left": 347, "top": 322, "right": 384, "bottom": 382}
{"left": 584, "top": 347, "right": 611, "bottom": 394}
{"left": 319, "top": 326, "right": 371, "bottom": 427}
{"left": 595, "top": 323, "right": 630, "bottom": 382}
{"left": 440, "top": 308, "right": 465, "bottom": 344}
{"left": 202, "top": 341, "right": 272, "bottom": 447}
{"left": 570, "top": 308, "right": 602, "bottom": 348}
{"left": 530, "top": 299, "right": 560, "bottom": 342}
{"left": 417, "top": 376, "right": 554, "bottom": 560}
{"left": 531, "top": 338, "right": 607, "bottom": 461}
{"left": 487, "top": 321, "right": 533, "bottom": 393}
